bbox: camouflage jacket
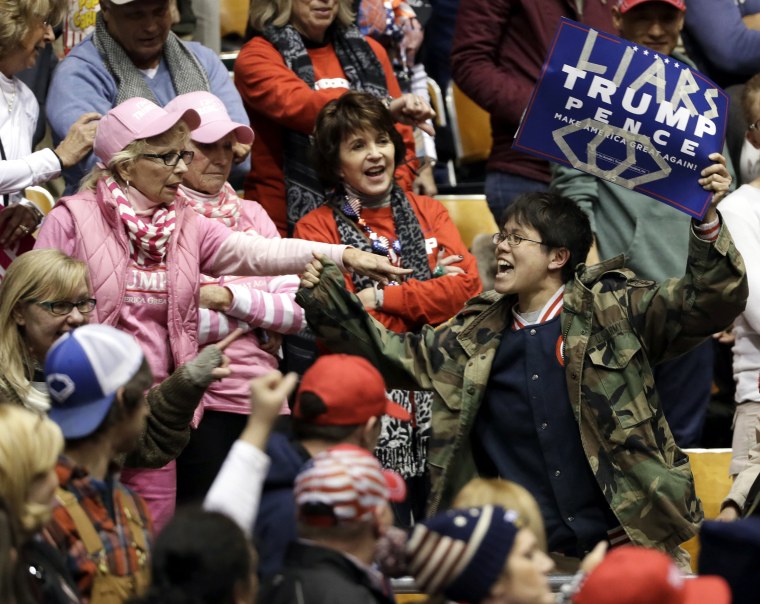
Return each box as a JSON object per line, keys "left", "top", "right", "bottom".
{"left": 296, "top": 223, "right": 748, "bottom": 551}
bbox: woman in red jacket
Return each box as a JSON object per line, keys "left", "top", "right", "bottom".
{"left": 294, "top": 91, "right": 481, "bottom": 524}
{"left": 234, "top": 0, "right": 433, "bottom": 236}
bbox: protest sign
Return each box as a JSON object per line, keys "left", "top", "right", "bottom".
{"left": 512, "top": 17, "right": 728, "bottom": 219}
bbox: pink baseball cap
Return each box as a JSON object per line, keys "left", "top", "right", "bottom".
{"left": 93, "top": 97, "right": 201, "bottom": 165}
{"left": 166, "top": 91, "right": 254, "bottom": 145}
{"left": 617, "top": 0, "right": 685, "bottom": 13}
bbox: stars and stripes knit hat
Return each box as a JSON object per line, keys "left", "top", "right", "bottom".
{"left": 406, "top": 505, "right": 521, "bottom": 603}
{"left": 295, "top": 444, "right": 406, "bottom": 527}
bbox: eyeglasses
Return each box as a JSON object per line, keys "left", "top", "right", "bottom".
{"left": 492, "top": 232, "right": 544, "bottom": 247}
{"left": 33, "top": 298, "right": 97, "bottom": 316}
{"left": 141, "top": 150, "right": 194, "bottom": 167}
{"left": 749, "top": 120, "right": 760, "bottom": 131}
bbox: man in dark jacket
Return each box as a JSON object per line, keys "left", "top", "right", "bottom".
{"left": 258, "top": 444, "right": 401, "bottom": 604}
{"left": 254, "top": 354, "right": 410, "bottom": 577}
{"left": 451, "top": 0, "right": 615, "bottom": 222}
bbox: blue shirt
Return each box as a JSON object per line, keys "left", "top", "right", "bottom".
{"left": 48, "top": 36, "right": 250, "bottom": 193}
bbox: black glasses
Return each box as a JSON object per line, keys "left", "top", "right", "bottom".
{"left": 34, "top": 298, "right": 97, "bottom": 316}
{"left": 141, "top": 150, "right": 194, "bottom": 167}
{"left": 749, "top": 120, "right": 760, "bottom": 131}
{"left": 492, "top": 232, "right": 544, "bottom": 247}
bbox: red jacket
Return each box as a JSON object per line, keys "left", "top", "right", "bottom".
{"left": 451, "top": 0, "right": 614, "bottom": 183}
{"left": 294, "top": 192, "right": 482, "bottom": 333}
{"left": 235, "top": 35, "right": 417, "bottom": 236}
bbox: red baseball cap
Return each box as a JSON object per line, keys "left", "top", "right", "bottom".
{"left": 573, "top": 546, "right": 730, "bottom": 604}
{"left": 293, "top": 354, "right": 411, "bottom": 425}
{"left": 617, "top": 0, "right": 685, "bottom": 13}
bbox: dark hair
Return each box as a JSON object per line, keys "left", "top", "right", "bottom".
{"left": 292, "top": 392, "right": 364, "bottom": 441}
{"left": 68, "top": 359, "right": 153, "bottom": 443}
{"left": 311, "top": 91, "right": 406, "bottom": 189}
{"left": 501, "top": 192, "right": 592, "bottom": 282}
{"left": 128, "top": 509, "right": 255, "bottom": 604}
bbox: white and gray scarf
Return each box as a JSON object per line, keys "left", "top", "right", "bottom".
{"left": 93, "top": 12, "right": 210, "bottom": 105}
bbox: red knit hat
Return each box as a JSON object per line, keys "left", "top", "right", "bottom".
{"left": 573, "top": 546, "right": 730, "bottom": 604}
{"left": 293, "top": 354, "right": 411, "bottom": 425}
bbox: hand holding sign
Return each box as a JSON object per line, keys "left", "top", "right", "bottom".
{"left": 513, "top": 18, "right": 728, "bottom": 220}
{"left": 699, "top": 152, "right": 732, "bottom": 224}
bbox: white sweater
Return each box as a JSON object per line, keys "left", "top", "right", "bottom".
{"left": 720, "top": 184, "right": 760, "bottom": 404}
{"left": 0, "top": 73, "right": 60, "bottom": 197}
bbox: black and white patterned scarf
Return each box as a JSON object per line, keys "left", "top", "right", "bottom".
{"left": 376, "top": 388, "right": 432, "bottom": 479}
{"left": 262, "top": 22, "right": 389, "bottom": 233}
{"left": 329, "top": 184, "right": 433, "bottom": 478}
{"left": 93, "top": 12, "right": 210, "bottom": 106}
{"left": 330, "top": 184, "right": 432, "bottom": 291}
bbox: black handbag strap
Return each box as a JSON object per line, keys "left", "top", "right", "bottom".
{"left": 0, "top": 136, "right": 7, "bottom": 207}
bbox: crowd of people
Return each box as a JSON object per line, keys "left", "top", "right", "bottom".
{"left": 1, "top": 0, "right": 760, "bottom": 602}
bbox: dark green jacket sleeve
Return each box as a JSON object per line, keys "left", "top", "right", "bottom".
{"left": 626, "top": 219, "right": 748, "bottom": 363}
{"left": 296, "top": 260, "right": 443, "bottom": 392}
{"left": 120, "top": 364, "right": 209, "bottom": 469}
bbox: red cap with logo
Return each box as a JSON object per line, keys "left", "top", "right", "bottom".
{"left": 293, "top": 354, "right": 411, "bottom": 425}
{"left": 617, "top": 0, "right": 685, "bottom": 13}
{"left": 573, "top": 546, "right": 730, "bottom": 604}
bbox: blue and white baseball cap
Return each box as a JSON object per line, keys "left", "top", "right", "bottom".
{"left": 45, "top": 324, "right": 145, "bottom": 439}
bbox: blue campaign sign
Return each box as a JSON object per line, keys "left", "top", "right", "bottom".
{"left": 513, "top": 17, "right": 728, "bottom": 219}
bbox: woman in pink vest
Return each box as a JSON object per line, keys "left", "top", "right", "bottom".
{"left": 35, "top": 97, "right": 409, "bottom": 530}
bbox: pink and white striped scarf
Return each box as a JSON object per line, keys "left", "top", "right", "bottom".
{"left": 177, "top": 182, "right": 241, "bottom": 230}
{"left": 109, "top": 177, "right": 176, "bottom": 266}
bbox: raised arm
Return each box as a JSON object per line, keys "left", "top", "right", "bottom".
{"left": 627, "top": 154, "right": 747, "bottom": 362}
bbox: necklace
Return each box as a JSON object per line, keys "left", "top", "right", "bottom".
{"left": 342, "top": 194, "right": 402, "bottom": 263}
{"left": 1, "top": 80, "right": 15, "bottom": 114}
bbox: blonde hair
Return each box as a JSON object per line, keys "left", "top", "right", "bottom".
{"left": 249, "top": 0, "right": 354, "bottom": 33}
{"left": 80, "top": 121, "right": 191, "bottom": 192}
{"left": 0, "top": 0, "right": 66, "bottom": 58}
{"left": 453, "top": 478, "right": 548, "bottom": 552}
{"left": 0, "top": 249, "right": 90, "bottom": 403}
{"left": 742, "top": 72, "right": 760, "bottom": 124}
{"left": 0, "top": 405, "right": 64, "bottom": 534}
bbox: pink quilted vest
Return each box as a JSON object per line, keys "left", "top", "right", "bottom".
{"left": 38, "top": 180, "right": 201, "bottom": 367}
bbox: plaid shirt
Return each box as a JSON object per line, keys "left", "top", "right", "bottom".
{"left": 42, "top": 455, "right": 153, "bottom": 601}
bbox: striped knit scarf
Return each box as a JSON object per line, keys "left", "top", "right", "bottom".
{"left": 93, "top": 12, "right": 210, "bottom": 105}
{"left": 177, "top": 182, "right": 241, "bottom": 230}
{"left": 109, "top": 178, "right": 176, "bottom": 266}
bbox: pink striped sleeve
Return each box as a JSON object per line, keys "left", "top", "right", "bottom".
{"left": 197, "top": 307, "right": 251, "bottom": 345}
{"left": 225, "top": 274, "right": 305, "bottom": 334}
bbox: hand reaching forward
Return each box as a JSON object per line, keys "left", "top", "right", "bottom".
{"left": 341, "top": 248, "right": 412, "bottom": 284}
{"left": 183, "top": 328, "right": 244, "bottom": 386}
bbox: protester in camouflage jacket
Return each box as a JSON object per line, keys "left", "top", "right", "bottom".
{"left": 296, "top": 188, "right": 747, "bottom": 554}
